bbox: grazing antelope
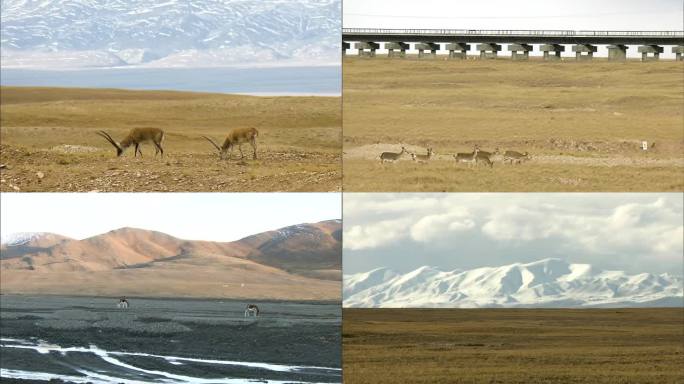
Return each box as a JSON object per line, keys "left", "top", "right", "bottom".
{"left": 411, "top": 147, "right": 434, "bottom": 163}
{"left": 244, "top": 304, "right": 260, "bottom": 317}
{"left": 202, "top": 128, "right": 258, "bottom": 160}
{"left": 96, "top": 128, "right": 165, "bottom": 157}
{"left": 380, "top": 146, "right": 408, "bottom": 163}
{"left": 502, "top": 150, "right": 530, "bottom": 165}
{"left": 117, "top": 297, "right": 129, "bottom": 309}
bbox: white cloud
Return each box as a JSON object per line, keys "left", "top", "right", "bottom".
{"left": 344, "top": 193, "right": 684, "bottom": 274}
{"left": 410, "top": 210, "right": 474, "bottom": 242}
{"left": 481, "top": 197, "right": 683, "bottom": 258}
{"left": 344, "top": 0, "right": 683, "bottom": 30}
{"left": 481, "top": 205, "right": 559, "bottom": 241}
{"left": 343, "top": 195, "right": 480, "bottom": 249}
{"left": 345, "top": 218, "right": 412, "bottom": 250}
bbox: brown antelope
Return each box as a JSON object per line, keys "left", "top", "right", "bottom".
{"left": 453, "top": 149, "right": 492, "bottom": 168}
{"left": 202, "top": 127, "right": 258, "bottom": 160}
{"left": 503, "top": 150, "right": 530, "bottom": 164}
{"left": 454, "top": 148, "right": 479, "bottom": 166}
{"left": 411, "top": 147, "right": 434, "bottom": 163}
{"left": 474, "top": 145, "right": 493, "bottom": 158}
{"left": 475, "top": 153, "right": 493, "bottom": 168}
{"left": 96, "top": 128, "right": 165, "bottom": 157}
{"left": 380, "top": 146, "right": 408, "bottom": 163}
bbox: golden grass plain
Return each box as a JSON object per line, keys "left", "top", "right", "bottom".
{"left": 343, "top": 57, "right": 684, "bottom": 191}
{"left": 0, "top": 86, "right": 341, "bottom": 192}
{"left": 343, "top": 308, "right": 684, "bottom": 384}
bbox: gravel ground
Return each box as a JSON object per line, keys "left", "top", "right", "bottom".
{"left": 0, "top": 295, "right": 341, "bottom": 383}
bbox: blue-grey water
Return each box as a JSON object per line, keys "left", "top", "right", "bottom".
{"left": 0, "top": 66, "right": 340, "bottom": 96}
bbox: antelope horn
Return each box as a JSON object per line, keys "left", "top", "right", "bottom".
{"left": 96, "top": 131, "right": 122, "bottom": 151}
{"left": 201, "top": 135, "right": 222, "bottom": 154}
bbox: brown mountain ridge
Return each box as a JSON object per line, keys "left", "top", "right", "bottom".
{"left": 0, "top": 220, "right": 341, "bottom": 300}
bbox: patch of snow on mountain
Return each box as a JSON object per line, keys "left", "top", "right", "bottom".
{"left": 1, "top": 232, "right": 47, "bottom": 246}
{"left": 1, "top": 0, "right": 341, "bottom": 68}
{"left": 344, "top": 259, "right": 684, "bottom": 308}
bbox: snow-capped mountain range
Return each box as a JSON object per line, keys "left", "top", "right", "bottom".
{"left": 1, "top": 0, "right": 340, "bottom": 68}
{"left": 344, "top": 259, "right": 684, "bottom": 308}
{"left": 0, "top": 232, "right": 48, "bottom": 246}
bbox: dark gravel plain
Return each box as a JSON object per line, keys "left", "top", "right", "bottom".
{"left": 0, "top": 295, "right": 341, "bottom": 383}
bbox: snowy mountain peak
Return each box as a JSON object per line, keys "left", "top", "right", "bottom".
{"left": 344, "top": 260, "right": 684, "bottom": 308}
{"left": 1, "top": 0, "right": 341, "bottom": 68}
{"left": 1, "top": 232, "right": 48, "bottom": 246}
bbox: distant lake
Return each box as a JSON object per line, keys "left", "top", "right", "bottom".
{"left": 0, "top": 66, "right": 341, "bottom": 96}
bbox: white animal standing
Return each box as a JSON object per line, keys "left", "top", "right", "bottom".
{"left": 244, "top": 304, "right": 260, "bottom": 317}
{"left": 117, "top": 297, "right": 129, "bottom": 309}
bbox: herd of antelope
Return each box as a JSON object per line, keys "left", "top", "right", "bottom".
{"left": 95, "top": 127, "right": 259, "bottom": 160}
{"left": 380, "top": 145, "right": 530, "bottom": 167}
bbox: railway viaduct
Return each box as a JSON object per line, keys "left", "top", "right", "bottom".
{"left": 342, "top": 29, "right": 684, "bottom": 61}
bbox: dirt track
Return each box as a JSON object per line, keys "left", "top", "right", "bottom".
{"left": 344, "top": 143, "right": 684, "bottom": 168}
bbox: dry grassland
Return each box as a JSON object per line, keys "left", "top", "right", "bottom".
{"left": 343, "top": 308, "right": 684, "bottom": 384}
{"left": 343, "top": 58, "right": 684, "bottom": 191}
{"left": 0, "top": 86, "right": 341, "bottom": 192}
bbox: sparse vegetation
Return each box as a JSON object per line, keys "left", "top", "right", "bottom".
{"left": 343, "top": 58, "right": 684, "bottom": 191}
{"left": 0, "top": 86, "right": 341, "bottom": 192}
{"left": 343, "top": 308, "right": 684, "bottom": 384}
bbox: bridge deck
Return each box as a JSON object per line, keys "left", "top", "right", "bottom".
{"left": 342, "top": 29, "right": 684, "bottom": 45}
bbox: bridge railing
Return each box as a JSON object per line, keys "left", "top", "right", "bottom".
{"left": 342, "top": 28, "right": 684, "bottom": 38}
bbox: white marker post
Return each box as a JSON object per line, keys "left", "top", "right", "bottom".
{"left": 641, "top": 141, "right": 648, "bottom": 151}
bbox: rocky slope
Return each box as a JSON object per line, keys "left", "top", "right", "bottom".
{"left": 0, "top": 220, "right": 341, "bottom": 300}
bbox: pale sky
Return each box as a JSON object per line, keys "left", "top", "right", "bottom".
{"left": 344, "top": 0, "right": 684, "bottom": 58}
{"left": 1, "top": 193, "right": 341, "bottom": 242}
{"left": 343, "top": 193, "right": 684, "bottom": 275}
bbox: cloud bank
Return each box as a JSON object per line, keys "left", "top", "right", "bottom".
{"left": 344, "top": 193, "right": 683, "bottom": 275}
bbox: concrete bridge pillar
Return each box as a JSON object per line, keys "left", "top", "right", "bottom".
{"left": 385, "top": 42, "right": 409, "bottom": 58}
{"left": 572, "top": 44, "right": 597, "bottom": 60}
{"left": 673, "top": 46, "right": 684, "bottom": 61}
{"left": 446, "top": 43, "right": 470, "bottom": 59}
{"left": 477, "top": 43, "right": 502, "bottom": 59}
{"left": 355, "top": 42, "right": 379, "bottom": 57}
{"left": 508, "top": 43, "right": 533, "bottom": 60}
{"left": 342, "top": 42, "right": 350, "bottom": 56}
{"left": 415, "top": 42, "right": 440, "bottom": 58}
{"left": 638, "top": 45, "right": 663, "bottom": 61}
{"left": 607, "top": 45, "right": 629, "bottom": 61}
{"left": 540, "top": 44, "right": 565, "bottom": 60}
